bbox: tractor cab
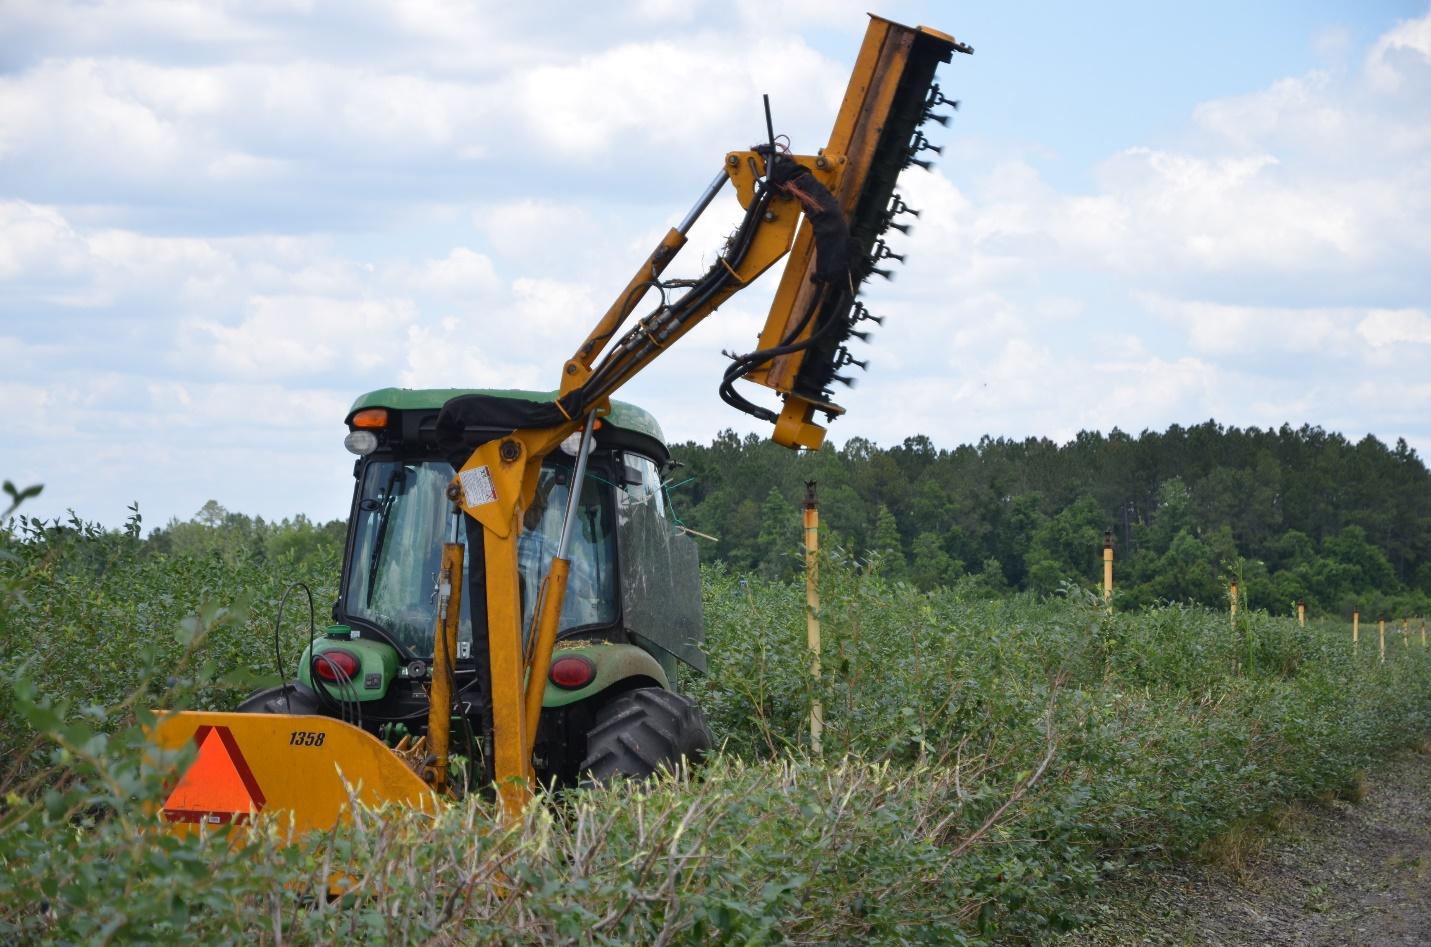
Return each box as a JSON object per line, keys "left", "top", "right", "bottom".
{"left": 237, "top": 388, "right": 708, "bottom": 787}
{"left": 340, "top": 453, "right": 619, "bottom": 660}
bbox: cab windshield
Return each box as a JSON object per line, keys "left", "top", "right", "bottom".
{"left": 343, "top": 458, "right": 617, "bottom": 656}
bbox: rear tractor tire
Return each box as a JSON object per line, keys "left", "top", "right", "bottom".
{"left": 580, "top": 687, "right": 712, "bottom": 784}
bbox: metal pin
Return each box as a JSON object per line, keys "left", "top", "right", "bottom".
{"left": 852, "top": 303, "right": 884, "bottom": 326}
{"left": 910, "top": 132, "right": 943, "bottom": 155}
{"left": 874, "top": 240, "right": 905, "bottom": 263}
{"left": 887, "top": 195, "right": 920, "bottom": 218}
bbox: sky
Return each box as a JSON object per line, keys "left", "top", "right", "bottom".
{"left": 3, "top": 0, "right": 1430, "bottom": 530}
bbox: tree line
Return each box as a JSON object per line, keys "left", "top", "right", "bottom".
{"left": 14, "top": 420, "right": 1424, "bottom": 619}
{"left": 667, "top": 421, "right": 1431, "bottom": 617}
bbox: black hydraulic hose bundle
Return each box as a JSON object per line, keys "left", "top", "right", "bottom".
{"left": 273, "top": 581, "right": 316, "bottom": 715}
{"left": 717, "top": 151, "right": 855, "bottom": 423}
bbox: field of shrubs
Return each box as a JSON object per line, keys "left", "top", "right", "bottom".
{"left": 2, "top": 498, "right": 1429, "bottom": 944}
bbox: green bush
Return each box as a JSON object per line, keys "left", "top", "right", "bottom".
{"left": 2, "top": 508, "right": 1429, "bottom": 944}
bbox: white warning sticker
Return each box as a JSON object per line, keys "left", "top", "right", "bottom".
{"left": 458, "top": 465, "right": 497, "bottom": 507}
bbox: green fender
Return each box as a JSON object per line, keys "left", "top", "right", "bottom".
{"left": 541, "top": 642, "right": 670, "bottom": 709}
{"left": 298, "top": 632, "right": 400, "bottom": 702}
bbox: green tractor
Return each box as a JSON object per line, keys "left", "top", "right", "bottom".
{"left": 155, "top": 16, "right": 968, "bottom": 825}
{"left": 239, "top": 388, "right": 712, "bottom": 788}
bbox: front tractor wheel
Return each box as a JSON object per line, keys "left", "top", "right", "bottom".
{"left": 580, "top": 688, "right": 712, "bottom": 784}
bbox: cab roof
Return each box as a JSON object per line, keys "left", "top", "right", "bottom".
{"left": 349, "top": 387, "right": 667, "bottom": 446}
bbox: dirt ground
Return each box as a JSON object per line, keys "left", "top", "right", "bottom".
{"left": 1056, "top": 749, "right": 1431, "bottom": 947}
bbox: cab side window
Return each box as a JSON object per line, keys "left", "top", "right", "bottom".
{"left": 621, "top": 454, "right": 666, "bottom": 518}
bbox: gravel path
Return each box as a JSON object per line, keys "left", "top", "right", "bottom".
{"left": 1056, "top": 749, "right": 1431, "bottom": 947}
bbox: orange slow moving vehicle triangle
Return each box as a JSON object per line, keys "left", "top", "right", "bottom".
{"left": 162, "top": 725, "right": 266, "bottom": 825}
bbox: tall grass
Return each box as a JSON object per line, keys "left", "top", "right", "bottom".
{"left": 2, "top": 518, "right": 1429, "bottom": 944}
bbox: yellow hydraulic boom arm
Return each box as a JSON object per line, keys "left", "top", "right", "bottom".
{"left": 443, "top": 15, "right": 971, "bottom": 818}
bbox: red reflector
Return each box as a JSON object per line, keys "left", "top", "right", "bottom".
{"left": 314, "top": 650, "right": 360, "bottom": 682}
{"left": 549, "top": 655, "right": 596, "bottom": 690}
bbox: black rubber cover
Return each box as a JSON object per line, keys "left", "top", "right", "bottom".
{"left": 435, "top": 394, "right": 569, "bottom": 466}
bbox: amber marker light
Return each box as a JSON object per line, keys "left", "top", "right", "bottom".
{"left": 351, "top": 408, "right": 389, "bottom": 429}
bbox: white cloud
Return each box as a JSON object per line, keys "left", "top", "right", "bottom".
{"left": 913, "top": 9, "right": 1431, "bottom": 298}
{"left": 0, "top": 59, "right": 204, "bottom": 176}
{"left": 1093, "top": 356, "right": 1218, "bottom": 427}
{"left": 0, "top": 201, "right": 84, "bottom": 280}
{"left": 510, "top": 36, "right": 842, "bottom": 159}
{"left": 632, "top": 0, "right": 702, "bottom": 23}
{"left": 507, "top": 276, "right": 600, "bottom": 346}
{"left": 1357, "top": 308, "right": 1431, "bottom": 347}
{"left": 732, "top": 0, "right": 869, "bottom": 33}
{"left": 475, "top": 200, "right": 596, "bottom": 263}
{"left": 0, "top": 57, "right": 500, "bottom": 194}
{"left": 1366, "top": 9, "right": 1431, "bottom": 90}
{"left": 397, "top": 319, "right": 544, "bottom": 390}
{"left": 181, "top": 294, "right": 418, "bottom": 378}
{"left": 2, "top": 0, "right": 273, "bottom": 53}
{"left": 1140, "top": 295, "right": 1358, "bottom": 358}
{"left": 397, "top": 247, "right": 501, "bottom": 298}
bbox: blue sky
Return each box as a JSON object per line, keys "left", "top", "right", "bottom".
{"left": 3, "top": 1, "right": 1429, "bottom": 529}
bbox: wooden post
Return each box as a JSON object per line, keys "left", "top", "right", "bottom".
{"left": 1229, "top": 578, "right": 1239, "bottom": 629}
{"left": 1102, "top": 530, "right": 1114, "bottom": 605}
{"left": 1421, "top": 618, "right": 1427, "bottom": 648}
{"left": 1296, "top": 600, "right": 1306, "bottom": 627}
{"left": 803, "top": 481, "right": 822, "bottom": 756}
{"left": 1352, "top": 607, "right": 1360, "bottom": 652}
{"left": 1402, "top": 618, "right": 1410, "bottom": 650}
{"left": 1379, "top": 615, "right": 1386, "bottom": 664}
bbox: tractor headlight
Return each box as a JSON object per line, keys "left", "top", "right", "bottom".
{"left": 560, "top": 431, "right": 595, "bottom": 457}
{"left": 344, "top": 430, "right": 378, "bottom": 456}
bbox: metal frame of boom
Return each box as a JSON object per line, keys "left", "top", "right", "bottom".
{"left": 433, "top": 15, "right": 969, "bottom": 819}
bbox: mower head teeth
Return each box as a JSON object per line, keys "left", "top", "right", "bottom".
{"left": 729, "top": 17, "right": 970, "bottom": 450}
{"left": 873, "top": 239, "right": 906, "bottom": 263}
{"left": 852, "top": 302, "right": 884, "bottom": 327}
{"left": 779, "top": 23, "right": 966, "bottom": 406}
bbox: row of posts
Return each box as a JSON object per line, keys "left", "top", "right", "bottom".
{"left": 1351, "top": 610, "right": 1427, "bottom": 662}
{"left": 802, "top": 512, "right": 1425, "bottom": 750}
{"left": 1101, "top": 532, "right": 1426, "bottom": 663}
